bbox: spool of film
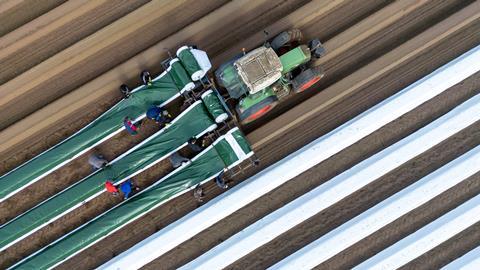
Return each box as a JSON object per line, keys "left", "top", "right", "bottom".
{"left": 168, "top": 58, "right": 195, "bottom": 93}
{"left": 201, "top": 89, "right": 229, "bottom": 123}
{"left": 177, "top": 46, "right": 205, "bottom": 81}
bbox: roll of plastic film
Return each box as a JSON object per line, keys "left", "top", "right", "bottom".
{"left": 177, "top": 46, "right": 204, "bottom": 81}
{"left": 169, "top": 58, "right": 195, "bottom": 93}
{"left": 201, "top": 89, "right": 229, "bottom": 123}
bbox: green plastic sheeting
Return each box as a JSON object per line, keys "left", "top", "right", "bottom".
{"left": 231, "top": 129, "right": 252, "bottom": 157}
{"left": 0, "top": 101, "right": 216, "bottom": 251}
{"left": 177, "top": 45, "right": 202, "bottom": 80}
{"left": 201, "top": 89, "right": 229, "bottom": 123}
{"left": 168, "top": 58, "right": 195, "bottom": 93}
{"left": 0, "top": 64, "right": 195, "bottom": 201}
{"left": 213, "top": 138, "right": 238, "bottom": 166}
{"left": 12, "top": 129, "right": 253, "bottom": 270}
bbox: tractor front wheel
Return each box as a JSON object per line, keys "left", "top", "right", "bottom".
{"left": 292, "top": 66, "right": 325, "bottom": 93}
{"left": 238, "top": 95, "right": 279, "bottom": 125}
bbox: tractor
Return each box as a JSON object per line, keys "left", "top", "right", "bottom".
{"left": 214, "top": 28, "right": 326, "bottom": 124}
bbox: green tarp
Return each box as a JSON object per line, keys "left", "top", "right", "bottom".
{"left": 201, "top": 89, "right": 229, "bottom": 123}
{"left": 0, "top": 68, "right": 191, "bottom": 201}
{"left": 168, "top": 58, "right": 195, "bottom": 93}
{"left": 12, "top": 128, "right": 253, "bottom": 270}
{"left": 0, "top": 101, "right": 216, "bottom": 251}
{"left": 177, "top": 46, "right": 203, "bottom": 80}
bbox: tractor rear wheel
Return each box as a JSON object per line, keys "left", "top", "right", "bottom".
{"left": 237, "top": 95, "right": 279, "bottom": 125}
{"left": 270, "top": 28, "right": 303, "bottom": 52}
{"left": 292, "top": 66, "right": 325, "bottom": 93}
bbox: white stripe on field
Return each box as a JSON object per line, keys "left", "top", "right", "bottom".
{"left": 354, "top": 194, "right": 480, "bottom": 270}
{"left": 182, "top": 93, "right": 480, "bottom": 269}
{"left": 442, "top": 246, "right": 480, "bottom": 270}
{"left": 271, "top": 145, "right": 480, "bottom": 269}
{"left": 98, "top": 40, "right": 480, "bottom": 270}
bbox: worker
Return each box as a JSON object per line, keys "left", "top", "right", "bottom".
{"left": 146, "top": 106, "right": 172, "bottom": 128}
{"left": 123, "top": 116, "right": 141, "bottom": 135}
{"left": 105, "top": 181, "right": 119, "bottom": 196}
{"left": 187, "top": 137, "right": 205, "bottom": 153}
{"left": 215, "top": 171, "right": 229, "bottom": 189}
{"left": 193, "top": 184, "right": 205, "bottom": 203}
{"left": 88, "top": 153, "right": 108, "bottom": 170}
{"left": 169, "top": 152, "right": 190, "bottom": 169}
{"left": 119, "top": 179, "right": 140, "bottom": 200}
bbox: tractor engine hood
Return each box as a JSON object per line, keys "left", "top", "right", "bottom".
{"left": 234, "top": 46, "right": 283, "bottom": 94}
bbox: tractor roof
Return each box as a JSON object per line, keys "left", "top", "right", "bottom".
{"left": 234, "top": 46, "right": 283, "bottom": 94}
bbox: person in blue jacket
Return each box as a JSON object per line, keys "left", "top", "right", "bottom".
{"left": 146, "top": 106, "right": 172, "bottom": 128}
{"left": 119, "top": 179, "right": 140, "bottom": 200}
{"left": 215, "top": 171, "right": 229, "bottom": 189}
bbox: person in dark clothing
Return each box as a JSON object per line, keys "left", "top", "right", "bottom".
{"left": 88, "top": 153, "right": 108, "bottom": 171}
{"left": 123, "top": 116, "right": 141, "bottom": 135}
{"left": 119, "top": 179, "right": 140, "bottom": 200}
{"left": 187, "top": 137, "right": 205, "bottom": 153}
{"left": 168, "top": 152, "right": 190, "bottom": 169}
{"left": 215, "top": 171, "right": 229, "bottom": 189}
{"left": 146, "top": 106, "right": 172, "bottom": 128}
{"left": 193, "top": 184, "right": 205, "bottom": 204}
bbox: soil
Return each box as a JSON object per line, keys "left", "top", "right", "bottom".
{"left": 1, "top": 0, "right": 480, "bottom": 268}
{"left": 0, "top": 0, "right": 66, "bottom": 37}
{"left": 0, "top": 0, "right": 150, "bottom": 85}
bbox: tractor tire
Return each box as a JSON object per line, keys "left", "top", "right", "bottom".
{"left": 120, "top": 84, "right": 131, "bottom": 98}
{"left": 270, "top": 28, "right": 303, "bottom": 51}
{"left": 140, "top": 70, "right": 152, "bottom": 86}
{"left": 238, "top": 95, "right": 279, "bottom": 125}
{"left": 292, "top": 66, "right": 325, "bottom": 93}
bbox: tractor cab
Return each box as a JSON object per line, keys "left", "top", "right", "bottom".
{"left": 234, "top": 46, "right": 283, "bottom": 94}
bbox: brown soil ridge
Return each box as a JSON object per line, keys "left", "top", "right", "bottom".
{"left": 0, "top": 0, "right": 150, "bottom": 85}
{"left": 0, "top": 0, "right": 65, "bottom": 37}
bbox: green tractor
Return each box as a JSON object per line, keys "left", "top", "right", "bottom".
{"left": 215, "top": 29, "right": 326, "bottom": 124}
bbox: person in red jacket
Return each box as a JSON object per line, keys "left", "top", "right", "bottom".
{"left": 105, "top": 181, "right": 119, "bottom": 196}
{"left": 123, "top": 116, "right": 141, "bottom": 135}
